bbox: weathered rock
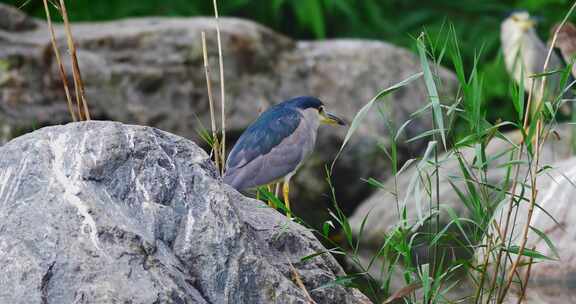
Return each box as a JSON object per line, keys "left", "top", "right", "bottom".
{"left": 0, "top": 5, "right": 458, "bottom": 224}
{"left": 0, "top": 121, "right": 370, "bottom": 304}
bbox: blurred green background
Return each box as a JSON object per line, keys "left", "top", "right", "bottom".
{"left": 4, "top": 0, "right": 574, "bottom": 124}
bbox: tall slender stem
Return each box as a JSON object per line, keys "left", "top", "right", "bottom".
{"left": 515, "top": 248, "right": 535, "bottom": 304}
{"left": 59, "top": 0, "right": 90, "bottom": 120}
{"left": 41, "top": 0, "right": 76, "bottom": 122}
{"left": 201, "top": 32, "right": 221, "bottom": 171}
{"left": 213, "top": 0, "right": 226, "bottom": 175}
{"left": 487, "top": 76, "right": 536, "bottom": 303}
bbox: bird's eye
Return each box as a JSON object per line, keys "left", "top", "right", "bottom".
{"left": 318, "top": 106, "right": 325, "bottom": 113}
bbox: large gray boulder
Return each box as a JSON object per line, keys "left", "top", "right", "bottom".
{"left": 0, "top": 121, "right": 370, "bottom": 304}
{"left": 0, "top": 4, "right": 458, "bottom": 224}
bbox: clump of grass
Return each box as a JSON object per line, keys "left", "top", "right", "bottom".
{"left": 309, "top": 4, "right": 576, "bottom": 303}
{"left": 200, "top": 0, "right": 227, "bottom": 175}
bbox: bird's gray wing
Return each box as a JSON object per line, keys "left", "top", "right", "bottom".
{"left": 224, "top": 106, "right": 303, "bottom": 189}
{"left": 226, "top": 135, "right": 306, "bottom": 190}
{"left": 244, "top": 129, "right": 305, "bottom": 188}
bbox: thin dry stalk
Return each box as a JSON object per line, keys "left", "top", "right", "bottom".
{"left": 496, "top": 3, "right": 576, "bottom": 302}
{"left": 287, "top": 260, "right": 316, "bottom": 304}
{"left": 474, "top": 236, "right": 493, "bottom": 304}
{"left": 59, "top": 0, "right": 91, "bottom": 120}
{"left": 41, "top": 0, "right": 76, "bottom": 121}
{"left": 486, "top": 75, "right": 537, "bottom": 303}
{"left": 383, "top": 282, "right": 423, "bottom": 304}
{"left": 497, "top": 131, "right": 540, "bottom": 303}
{"left": 490, "top": 76, "right": 535, "bottom": 304}
{"left": 212, "top": 0, "right": 226, "bottom": 174}
{"left": 515, "top": 249, "right": 535, "bottom": 304}
{"left": 201, "top": 32, "right": 221, "bottom": 171}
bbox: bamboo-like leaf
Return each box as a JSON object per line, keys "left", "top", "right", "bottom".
{"left": 322, "top": 220, "right": 335, "bottom": 237}
{"left": 313, "top": 274, "right": 364, "bottom": 291}
{"left": 418, "top": 34, "right": 446, "bottom": 149}
{"left": 355, "top": 207, "right": 374, "bottom": 254}
{"left": 528, "top": 69, "right": 566, "bottom": 78}
{"left": 395, "top": 119, "right": 413, "bottom": 141}
{"left": 301, "top": 248, "right": 345, "bottom": 262}
{"left": 363, "top": 177, "right": 386, "bottom": 189}
{"left": 511, "top": 64, "right": 525, "bottom": 122}
{"left": 496, "top": 160, "right": 530, "bottom": 168}
{"left": 258, "top": 187, "right": 286, "bottom": 212}
{"left": 397, "top": 158, "right": 417, "bottom": 177}
{"left": 403, "top": 141, "right": 437, "bottom": 222}
{"left": 504, "top": 245, "right": 556, "bottom": 261}
{"left": 544, "top": 102, "right": 555, "bottom": 118}
{"left": 405, "top": 128, "right": 446, "bottom": 143}
{"left": 529, "top": 225, "right": 560, "bottom": 259}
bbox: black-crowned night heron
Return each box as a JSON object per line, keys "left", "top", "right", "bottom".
{"left": 223, "top": 96, "right": 346, "bottom": 215}
{"left": 501, "top": 11, "right": 565, "bottom": 100}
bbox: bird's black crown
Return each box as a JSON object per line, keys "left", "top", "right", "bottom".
{"left": 281, "top": 96, "right": 323, "bottom": 110}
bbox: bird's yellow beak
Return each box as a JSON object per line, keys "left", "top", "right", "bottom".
{"left": 319, "top": 111, "right": 347, "bottom": 126}
{"left": 518, "top": 19, "right": 536, "bottom": 31}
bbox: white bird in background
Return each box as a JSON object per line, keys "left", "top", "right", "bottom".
{"left": 501, "top": 11, "right": 565, "bottom": 102}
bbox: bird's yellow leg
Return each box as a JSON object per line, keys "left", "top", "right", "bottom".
{"left": 282, "top": 180, "right": 291, "bottom": 218}
{"left": 274, "top": 183, "right": 281, "bottom": 198}
{"left": 267, "top": 183, "right": 275, "bottom": 208}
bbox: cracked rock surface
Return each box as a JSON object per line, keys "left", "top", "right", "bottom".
{"left": 0, "top": 121, "right": 369, "bottom": 304}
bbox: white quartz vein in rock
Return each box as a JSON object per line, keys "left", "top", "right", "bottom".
{"left": 51, "top": 134, "right": 101, "bottom": 250}
{"left": 134, "top": 169, "right": 152, "bottom": 207}
{"left": 0, "top": 157, "right": 30, "bottom": 208}
{"left": 0, "top": 167, "right": 13, "bottom": 207}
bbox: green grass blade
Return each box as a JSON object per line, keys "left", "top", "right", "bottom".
{"left": 529, "top": 225, "right": 560, "bottom": 260}
{"left": 504, "top": 245, "right": 556, "bottom": 261}
{"left": 417, "top": 34, "right": 447, "bottom": 149}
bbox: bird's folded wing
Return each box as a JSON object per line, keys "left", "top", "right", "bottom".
{"left": 226, "top": 106, "right": 302, "bottom": 171}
